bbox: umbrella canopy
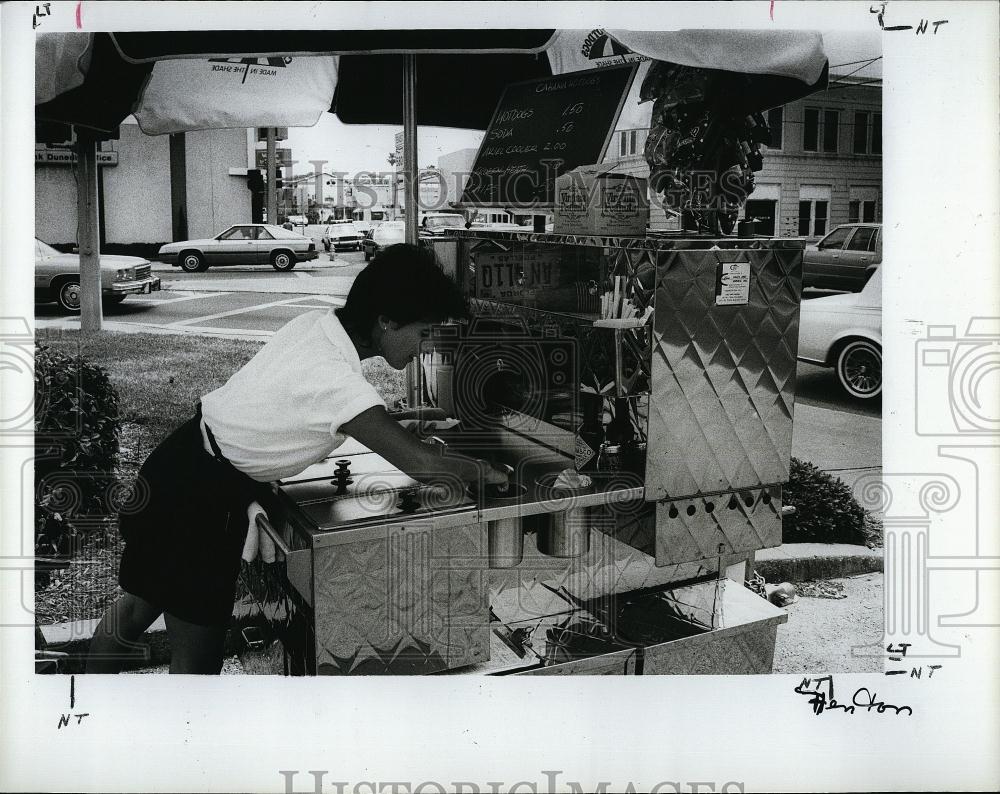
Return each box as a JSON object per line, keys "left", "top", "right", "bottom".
{"left": 36, "top": 29, "right": 828, "bottom": 136}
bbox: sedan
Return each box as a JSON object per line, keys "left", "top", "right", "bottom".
{"left": 361, "top": 221, "right": 405, "bottom": 261}
{"left": 35, "top": 238, "right": 161, "bottom": 313}
{"left": 158, "top": 224, "right": 317, "bottom": 272}
{"left": 322, "top": 221, "right": 364, "bottom": 253}
{"left": 802, "top": 223, "right": 882, "bottom": 292}
{"left": 798, "top": 267, "right": 882, "bottom": 400}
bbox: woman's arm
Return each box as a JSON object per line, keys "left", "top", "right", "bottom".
{"left": 342, "top": 405, "right": 508, "bottom": 486}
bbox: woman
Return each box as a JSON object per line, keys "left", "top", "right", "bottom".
{"left": 87, "top": 244, "right": 508, "bottom": 674}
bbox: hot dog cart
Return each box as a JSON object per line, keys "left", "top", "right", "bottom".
{"left": 234, "top": 227, "right": 804, "bottom": 675}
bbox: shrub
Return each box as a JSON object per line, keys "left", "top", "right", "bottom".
{"left": 34, "top": 345, "right": 122, "bottom": 560}
{"left": 782, "top": 457, "right": 866, "bottom": 545}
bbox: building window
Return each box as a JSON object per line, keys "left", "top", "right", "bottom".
{"left": 848, "top": 199, "right": 878, "bottom": 223}
{"left": 872, "top": 113, "right": 882, "bottom": 154}
{"left": 766, "top": 107, "right": 783, "bottom": 149}
{"left": 804, "top": 107, "right": 839, "bottom": 153}
{"left": 799, "top": 199, "right": 829, "bottom": 236}
{"left": 803, "top": 108, "right": 819, "bottom": 151}
{"left": 619, "top": 129, "right": 638, "bottom": 157}
{"left": 618, "top": 130, "right": 639, "bottom": 157}
{"left": 853, "top": 111, "right": 870, "bottom": 153}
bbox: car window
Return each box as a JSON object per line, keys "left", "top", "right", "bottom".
{"left": 255, "top": 227, "right": 274, "bottom": 240}
{"left": 818, "top": 226, "right": 852, "bottom": 250}
{"left": 846, "top": 226, "right": 877, "bottom": 251}
{"left": 871, "top": 228, "right": 881, "bottom": 253}
{"left": 219, "top": 226, "right": 252, "bottom": 240}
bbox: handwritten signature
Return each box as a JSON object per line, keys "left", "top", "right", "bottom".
{"left": 794, "top": 676, "right": 913, "bottom": 716}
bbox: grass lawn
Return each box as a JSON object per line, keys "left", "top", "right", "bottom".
{"left": 37, "top": 329, "right": 406, "bottom": 449}
{"left": 34, "top": 328, "right": 406, "bottom": 625}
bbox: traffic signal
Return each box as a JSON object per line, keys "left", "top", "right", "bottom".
{"left": 246, "top": 169, "right": 264, "bottom": 192}
{"left": 275, "top": 176, "right": 284, "bottom": 190}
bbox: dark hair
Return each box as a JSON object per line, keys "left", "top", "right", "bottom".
{"left": 336, "top": 243, "right": 468, "bottom": 339}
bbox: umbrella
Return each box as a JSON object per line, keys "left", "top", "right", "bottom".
{"left": 35, "top": 28, "right": 829, "bottom": 330}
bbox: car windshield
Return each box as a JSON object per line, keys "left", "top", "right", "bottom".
{"left": 424, "top": 216, "right": 464, "bottom": 229}
{"left": 35, "top": 239, "right": 60, "bottom": 258}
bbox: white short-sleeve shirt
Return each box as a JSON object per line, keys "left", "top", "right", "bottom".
{"left": 200, "top": 310, "right": 385, "bottom": 482}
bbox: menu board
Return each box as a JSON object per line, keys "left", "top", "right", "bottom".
{"left": 459, "top": 64, "right": 639, "bottom": 208}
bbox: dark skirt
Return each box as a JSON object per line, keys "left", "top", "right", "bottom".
{"left": 118, "top": 414, "right": 276, "bottom": 627}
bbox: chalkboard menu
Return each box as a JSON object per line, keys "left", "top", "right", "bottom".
{"left": 458, "top": 64, "right": 639, "bottom": 208}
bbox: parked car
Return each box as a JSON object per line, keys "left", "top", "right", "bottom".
{"left": 420, "top": 213, "right": 466, "bottom": 235}
{"left": 361, "top": 221, "right": 406, "bottom": 261}
{"left": 802, "top": 223, "right": 882, "bottom": 292}
{"left": 34, "top": 238, "right": 161, "bottom": 313}
{"left": 158, "top": 224, "right": 317, "bottom": 272}
{"left": 322, "top": 221, "right": 364, "bottom": 253}
{"left": 798, "top": 266, "right": 882, "bottom": 400}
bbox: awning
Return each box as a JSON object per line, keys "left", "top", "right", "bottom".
{"left": 36, "top": 29, "right": 828, "bottom": 137}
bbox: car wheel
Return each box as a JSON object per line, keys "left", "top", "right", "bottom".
{"left": 836, "top": 339, "right": 882, "bottom": 400}
{"left": 180, "top": 251, "right": 208, "bottom": 273}
{"left": 271, "top": 250, "right": 296, "bottom": 271}
{"left": 54, "top": 279, "right": 82, "bottom": 313}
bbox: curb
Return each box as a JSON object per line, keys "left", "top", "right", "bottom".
{"left": 754, "top": 543, "right": 883, "bottom": 583}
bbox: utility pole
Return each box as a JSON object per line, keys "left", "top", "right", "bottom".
{"left": 266, "top": 127, "right": 277, "bottom": 224}
{"left": 75, "top": 130, "right": 102, "bottom": 332}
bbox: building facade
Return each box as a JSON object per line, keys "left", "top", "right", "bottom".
{"left": 603, "top": 80, "right": 883, "bottom": 238}
{"left": 35, "top": 120, "right": 256, "bottom": 249}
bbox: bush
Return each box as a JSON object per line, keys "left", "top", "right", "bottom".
{"left": 34, "top": 345, "right": 122, "bottom": 560}
{"left": 783, "top": 457, "right": 866, "bottom": 545}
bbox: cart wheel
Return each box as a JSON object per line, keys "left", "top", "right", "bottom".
{"left": 836, "top": 339, "right": 882, "bottom": 400}
{"left": 271, "top": 250, "right": 296, "bottom": 271}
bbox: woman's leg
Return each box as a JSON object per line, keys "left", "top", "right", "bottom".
{"left": 163, "top": 612, "right": 228, "bottom": 674}
{"left": 86, "top": 593, "right": 162, "bottom": 674}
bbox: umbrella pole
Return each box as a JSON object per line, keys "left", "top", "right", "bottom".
{"left": 402, "top": 54, "right": 419, "bottom": 246}
{"left": 75, "top": 131, "right": 103, "bottom": 332}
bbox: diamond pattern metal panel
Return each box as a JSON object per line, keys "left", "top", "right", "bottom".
{"left": 645, "top": 246, "right": 802, "bottom": 500}
{"left": 653, "top": 487, "right": 782, "bottom": 567}
{"left": 312, "top": 523, "right": 489, "bottom": 675}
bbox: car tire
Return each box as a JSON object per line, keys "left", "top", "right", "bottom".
{"left": 53, "top": 279, "right": 82, "bottom": 313}
{"left": 835, "top": 339, "right": 882, "bottom": 400}
{"left": 179, "top": 251, "right": 208, "bottom": 273}
{"left": 271, "top": 250, "right": 296, "bottom": 271}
